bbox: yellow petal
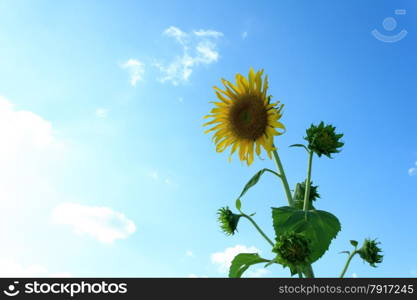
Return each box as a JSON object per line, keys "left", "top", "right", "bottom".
{"left": 255, "top": 69, "right": 263, "bottom": 91}
{"left": 216, "top": 138, "right": 234, "bottom": 152}
{"left": 247, "top": 141, "right": 255, "bottom": 165}
{"left": 270, "top": 121, "right": 286, "bottom": 130}
{"left": 236, "top": 74, "right": 248, "bottom": 92}
{"left": 239, "top": 141, "right": 248, "bottom": 161}
{"left": 262, "top": 75, "right": 269, "bottom": 98}
{"left": 255, "top": 140, "right": 261, "bottom": 156}
{"left": 221, "top": 79, "right": 239, "bottom": 96}
{"left": 248, "top": 67, "right": 255, "bottom": 91}
{"left": 214, "top": 92, "right": 231, "bottom": 104}
{"left": 204, "top": 123, "right": 225, "bottom": 134}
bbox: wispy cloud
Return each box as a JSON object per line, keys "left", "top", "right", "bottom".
{"left": 241, "top": 31, "right": 248, "bottom": 39}
{"left": 211, "top": 245, "right": 259, "bottom": 273}
{"left": 52, "top": 202, "right": 136, "bottom": 244}
{"left": 153, "top": 26, "right": 223, "bottom": 85}
{"left": 146, "top": 169, "right": 177, "bottom": 187}
{"left": 408, "top": 161, "right": 417, "bottom": 176}
{"left": 121, "top": 59, "right": 145, "bottom": 87}
{"left": 185, "top": 250, "right": 194, "bottom": 257}
{"left": 0, "top": 259, "right": 71, "bottom": 277}
{"left": 193, "top": 29, "right": 224, "bottom": 38}
{"left": 95, "top": 108, "right": 109, "bottom": 118}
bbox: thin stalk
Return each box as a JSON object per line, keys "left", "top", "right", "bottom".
{"left": 272, "top": 148, "right": 294, "bottom": 207}
{"left": 304, "top": 265, "right": 315, "bottom": 278}
{"left": 241, "top": 214, "right": 274, "bottom": 247}
{"left": 340, "top": 251, "right": 358, "bottom": 278}
{"left": 303, "top": 151, "right": 314, "bottom": 211}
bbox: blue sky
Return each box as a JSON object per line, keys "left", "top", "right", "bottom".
{"left": 0, "top": 0, "right": 416, "bottom": 278}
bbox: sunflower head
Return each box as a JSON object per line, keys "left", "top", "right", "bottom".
{"left": 273, "top": 232, "right": 311, "bottom": 270}
{"left": 204, "top": 68, "right": 285, "bottom": 165}
{"left": 217, "top": 207, "right": 241, "bottom": 236}
{"left": 293, "top": 181, "right": 320, "bottom": 210}
{"left": 304, "top": 122, "right": 344, "bottom": 158}
{"left": 357, "top": 239, "right": 383, "bottom": 267}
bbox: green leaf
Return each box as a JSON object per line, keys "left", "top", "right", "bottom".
{"left": 271, "top": 206, "right": 341, "bottom": 263}
{"left": 350, "top": 240, "right": 358, "bottom": 247}
{"left": 339, "top": 251, "right": 350, "bottom": 255}
{"left": 289, "top": 144, "right": 309, "bottom": 152}
{"left": 229, "top": 253, "right": 270, "bottom": 278}
{"left": 235, "top": 199, "right": 242, "bottom": 211}
{"left": 236, "top": 169, "right": 280, "bottom": 201}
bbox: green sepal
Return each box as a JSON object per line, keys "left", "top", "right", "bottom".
{"left": 235, "top": 199, "right": 242, "bottom": 211}
{"left": 350, "top": 240, "right": 358, "bottom": 247}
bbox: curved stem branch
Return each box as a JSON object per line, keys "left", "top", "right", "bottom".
{"left": 340, "top": 251, "right": 358, "bottom": 278}
{"left": 241, "top": 214, "right": 274, "bottom": 247}
{"left": 272, "top": 148, "right": 294, "bottom": 207}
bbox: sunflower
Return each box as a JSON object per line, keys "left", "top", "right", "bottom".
{"left": 204, "top": 68, "right": 285, "bottom": 165}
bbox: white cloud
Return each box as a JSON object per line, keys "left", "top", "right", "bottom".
{"left": 196, "top": 41, "right": 219, "bottom": 64}
{"left": 211, "top": 245, "right": 259, "bottom": 273}
{"left": 408, "top": 167, "right": 417, "bottom": 176}
{"left": 186, "top": 250, "right": 193, "bottom": 257}
{"left": 164, "top": 26, "right": 188, "bottom": 45}
{"left": 154, "top": 26, "right": 223, "bottom": 85}
{"left": 0, "top": 259, "right": 71, "bottom": 277}
{"left": 241, "top": 31, "right": 248, "bottom": 39}
{"left": 95, "top": 108, "right": 109, "bottom": 118}
{"left": 52, "top": 203, "right": 136, "bottom": 243}
{"left": 351, "top": 272, "right": 358, "bottom": 278}
{"left": 0, "top": 96, "right": 66, "bottom": 226}
{"left": 0, "top": 96, "right": 71, "bottom": 278}
{"left": 193, "top": 29, "right": 224, "bottom": 38}
{"left": 245, "top": 268, "right": 269, "bottom": 278}
{"left": 121, "top": 59, "right": 145, "bottom": 87}
{"left": 0, "top": 96, "right": 62, "bottom": 158}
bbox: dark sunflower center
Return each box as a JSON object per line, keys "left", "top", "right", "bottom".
{"left": 229, "top": 95, "right": 268, "bottom": 140}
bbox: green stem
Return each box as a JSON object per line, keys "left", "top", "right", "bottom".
{"left": 304, "top": 265, "right": 315, "bottom": 278}
{"left": 303, "top": 151, "right": 316, "bottom": 278}
{"left": 303, "top": 151, "right": 314, "bottom": 211}
{"left": 241, "top": 214, "right": 274, "bottom": 247}
{"left": 340, "top": 251, "right": 358, "bottom": 278}
{"left": 272, "top": 148, "right": 294, "bottom": 207}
